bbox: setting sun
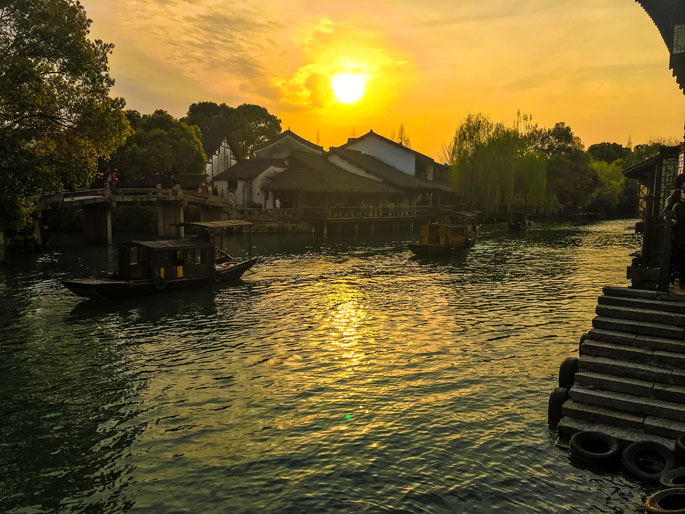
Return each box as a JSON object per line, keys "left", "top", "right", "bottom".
{"left": 331, "top": 72, "right": 366, "bottom": 104}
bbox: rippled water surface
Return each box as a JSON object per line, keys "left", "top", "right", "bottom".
{"left": 1, "top": 220, "right": 655, "bottom": 512}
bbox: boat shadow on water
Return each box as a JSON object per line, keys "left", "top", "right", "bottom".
{"left": 66, "top": 279, "right": 249, "bottom": 322}
{"left": 408, "top": 250, "right": 468, "bottom": 267}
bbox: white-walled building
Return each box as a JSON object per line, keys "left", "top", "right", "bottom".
{"left": 211, "top": 129, "right": 455, "bottom": 213}
{"left": 205, "top": 139, "right": 237, "bottom": 182}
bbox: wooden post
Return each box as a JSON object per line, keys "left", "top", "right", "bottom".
{"left": 82, "top": 203, "right": 112, "bottom": 245}
{"left": 248, "top": 225, "right": 252, "bottom": 259}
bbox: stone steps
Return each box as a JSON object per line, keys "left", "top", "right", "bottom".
{"left": 556, "top": 286, "right": 685, "bottom": 446}
{"left": 578, "top": 355, "right": 684, "bottom": 385}
{"left": 570, "top": 385, "right": 685, "bottom": 422}
{"left": 557, "top": 416, "right": 675, "bottom": 450}
{"left": 598, "top": 294, "right": 685, "bottom": 314}
{"left": 574, "top": 371, "right": 685, "bottom": 403}
{"left": 592, "top": 316, "right": 684, "bottom": 339}
{"left": 581, "top": 340, "right": 685, "bottom": 368}
{"left": 585, "top": 329, "right": 685, "bottom": 354}
{"left": 596, "top": 304, "right": 685, "bottom": 327}
{"left": 562, "top": 399, "right": 685, "bottom": 440}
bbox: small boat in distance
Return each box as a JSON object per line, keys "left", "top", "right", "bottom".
{"left": 63, "top": 221, "right": 257, "bottom": 300}
{"left": 507, "top": 210, "right": 531, "bottom": 233}
{"left": 409, "top": 212, "right": 479, "bottom": 255}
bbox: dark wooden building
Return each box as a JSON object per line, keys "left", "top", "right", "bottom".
{"left": 637, "top": 0, "right": 685, "bottom": 93}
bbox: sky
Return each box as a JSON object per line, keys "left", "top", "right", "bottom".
{"left": 81, "top": 0, "right": 685, "bottom": 160}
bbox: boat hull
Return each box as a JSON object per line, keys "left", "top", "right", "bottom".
{"left": 408, "top": 242, "right": 472, "bottom": 255}
{"left": 62, "top": 258, "right": 258, "bottom": 300}
{"left": 507, "top": 222, "right": 527, "bottom": 232}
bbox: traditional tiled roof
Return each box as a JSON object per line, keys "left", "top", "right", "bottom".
{"left": 213, "top": 159, "right": 285, "bottom": 181}
{"left": 622, "top": 145, "right": 679, "bottom": 179}
{"left": 253, "top": 129, "right": 323, "bottom": 154}
{"left": 330, "top": 147, "right": 454, "bottom": 193}
{"left": 344, "top": 130, "right": 436, "bottom": 163}
{"left": 636, "top": 0, "right": 685, "bottom": 93}
{"left": 262, "top": 152, "right": 402, "bottom": 194}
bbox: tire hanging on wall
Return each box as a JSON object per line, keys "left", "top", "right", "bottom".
{"left": 548, "top": 387, "right": 569, "bottom": 426}
{"left": 569, "top": 430, "right": 621, "bottom": 466}
{"left": 660, "top": 467, "right": 685, "bottom": 488}
{"left": 644, "top": 487, "right": 685, "bottom": 514}
{"left": 622, "top": 440, "right": 676, "bottom": 483}
{"left": 558, "top": 357, "right": 579, "bottom": 388}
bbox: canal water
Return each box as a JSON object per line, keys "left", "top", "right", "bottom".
{"left": 0, "top": 220, "right": 652, "bottom": 512}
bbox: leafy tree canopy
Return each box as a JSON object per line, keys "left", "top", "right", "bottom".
{"left": 184, "top": 102, "right": 281, "bottom": 161}
{"left": 0, "top": 0, "right": 130, "bottom": 230}
{"left": 108, "top": 110, "right": 206, "bottom": 186}
{"left": 526, "top": 122, "right": 583, "bottom": 159}
{"left": 587, "top": 142, "right": 630, "bottom": 164}
{"left": 446, "top": 113, "right": 549, "bottom": 215}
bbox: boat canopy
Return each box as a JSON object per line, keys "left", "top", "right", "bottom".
{"left": 123, "top": 238, "right": 214, "bottom": 251}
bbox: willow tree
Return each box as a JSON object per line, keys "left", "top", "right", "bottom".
{"left": 0, "top": 0, "right": 130, "bottom": 230}
{"left": 447, "top": 114, "right": 523, "bottom": 216}
{"left": 514, "top": 153, "right": 547, "bottom": 210}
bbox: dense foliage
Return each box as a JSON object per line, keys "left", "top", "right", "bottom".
{"left": 0, "top": 0, "right": 130, "bottom": 230}
{"left": 107, "top": 110, "right": 206, "bottom": 186}
{"left": 445, "top": 113, "right": 667, "bottom": 218}
{"left": 184, "top": 102, "right": 281, "bottom": 161}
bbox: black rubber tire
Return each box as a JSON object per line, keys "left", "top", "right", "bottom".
{"left": 569, "top": 431, "right": 621, "bottom": 465}
{"left": 559, "top": 357, "right": 579, "bottom": 388}
{"left": 677, "top": 435, "right": 685, "bottom": 465}
{"left": 548, "top": 387, "right": 569, "bottom": 426}
{"left": 622, "top": 440, "right": 676, "bottom": 483}
{"left": 661, "top": 468, "right": 685, "bottom": 488}
{"left": 644, "top": 487, "right": 685, "bottom": 513}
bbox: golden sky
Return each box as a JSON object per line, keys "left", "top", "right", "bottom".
{"left": 82, "top": 0, "right": 685, "bottom": 160}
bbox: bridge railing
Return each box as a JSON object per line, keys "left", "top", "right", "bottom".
{"left": 33, "top": 188, "right": 234, "bottom": 209}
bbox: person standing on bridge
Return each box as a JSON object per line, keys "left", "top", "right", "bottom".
{"left": 107, "top": 170, "right": 118, "bottom": 193}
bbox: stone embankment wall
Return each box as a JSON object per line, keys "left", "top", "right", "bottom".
{"left": 558, "top": 286, "right": 685, "bottom": 450}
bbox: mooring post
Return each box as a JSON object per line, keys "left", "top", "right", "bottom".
{"left": 157, "top": 202, "right": 185, "bottom": 238}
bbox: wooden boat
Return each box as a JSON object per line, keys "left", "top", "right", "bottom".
{"left": 507, "top": 210, "right": 530, "bottom": 232}
{"left": 409, "top": 212, "right": 479, "bottom": 255}
{"left": 63, "top": 221, "right": 257, "bottom": 300}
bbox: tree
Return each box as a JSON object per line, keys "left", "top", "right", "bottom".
{"left": 0, "top": 0, "right": 130, "bottom": 230}
{"left": 526, "top": 122, "right": 583, "bottom": 159}
{"left": 184, "top": 102, "right": 281, "bottom": 161}
{"left": 447, "top": 114, "right": 525, "bottom": 215}
{"left": 588, "top": 159, "right": 625, "bottom": 213}
{"left": 396, "top": 123, "right": 411, "bottom": 148}
{"left": 109, "top": 110, "right": 206, "bottom": 186}
{"left": 514, "top": 153, "right": 547, "bottom": 209}
{"left": 588, "top": 142, "right": 630, "bottom": 164}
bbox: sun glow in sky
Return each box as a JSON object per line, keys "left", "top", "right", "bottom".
{"left": 81, "top": 0, "right": 685, "bottom": 159}
{"left": 331, "top": 73, "right": 367, "bottom": 104}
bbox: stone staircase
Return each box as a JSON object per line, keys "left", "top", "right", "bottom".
{"left": 557, "top": 286, "right": 685, "bottom": 450}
